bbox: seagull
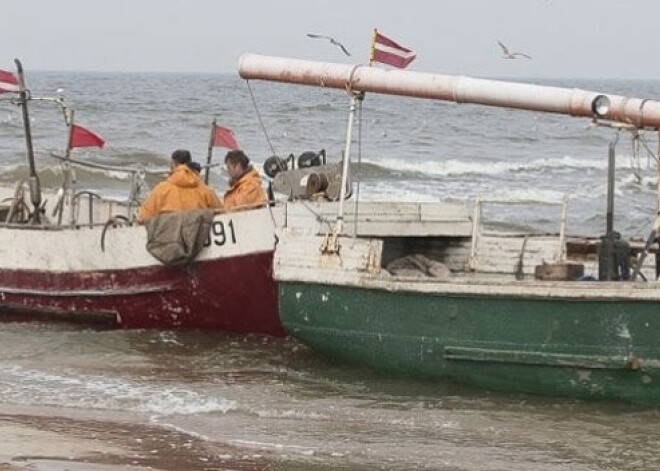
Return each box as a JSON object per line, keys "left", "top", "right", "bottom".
{"left": 307, "top": 33, "right": 351, "bottom": 56}
{"left": 497, "top": 40, "right": 532, "bottom": 60}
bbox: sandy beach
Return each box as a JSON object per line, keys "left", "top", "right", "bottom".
{"left": 0, "top": 408, "right": 276, "bottom": 471}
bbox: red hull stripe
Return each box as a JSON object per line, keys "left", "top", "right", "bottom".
{"left": 0, "top": 252, "right": 283, "bottom": 335}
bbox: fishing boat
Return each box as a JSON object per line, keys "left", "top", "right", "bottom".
{"left": 239, "top": 53, "right": 660, "bottom": 403}
{"left": 0, "top": 60, "right": 282, "bottom": 334}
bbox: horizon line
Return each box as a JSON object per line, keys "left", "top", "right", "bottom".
{"left": 24, "top": 69, "right": 660, "bottom": 81}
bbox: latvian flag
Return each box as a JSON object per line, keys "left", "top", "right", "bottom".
{"left": 0, "top": 69, "right": 19, "bottom": 93}
{"left": 371, "top": 29, "right": 416, "bottom": 69}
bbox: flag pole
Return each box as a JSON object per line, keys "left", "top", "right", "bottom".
{"left": 205, "top": 119, "right": 216, "bottom": 185}
{"left": 65, "top": 110, "right": 74, "bottom": 160}
{"left": 368, "top": 28, "right": 377, "bottom": 66}
{"left": 56, "top": 109, "right": 75, "bottom": 225}
{"left": 14, "top": 59, "right": 42, "bottom": 224}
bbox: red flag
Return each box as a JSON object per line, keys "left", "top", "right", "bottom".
{"left": 371, "top": 30, "right": 417, "bottom": 69}
{"left": 0, "top": 69, "right": 19, "bottom": 93}
{"left": 212, "top": 125, "right": 239, "bottom": 150}
{"left": 69, "top": 124, "right": 105, "bottom": 149}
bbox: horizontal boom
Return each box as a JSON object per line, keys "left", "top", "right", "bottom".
{"left": 239, "top": 54, "right": 660, "bottom": 128}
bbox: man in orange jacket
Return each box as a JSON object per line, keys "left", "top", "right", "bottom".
{"left": 222, "top": 150, "right": 267, "bottom": 211}
{"left": 137, "top": 149, "right": 221, "bottom": 223}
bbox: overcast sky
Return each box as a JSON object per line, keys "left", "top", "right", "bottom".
{"left": 2, "top": 0, "right": 660, "bottom": 79}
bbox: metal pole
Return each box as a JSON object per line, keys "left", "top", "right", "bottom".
{"left": 205, "top": 119, "right": 215, "bottom": 185}
{"left": 368, "top": 28, "right": 377, "bottom": 66}
{"left": 353, "top": 99, "right": 363, "bottom": 236}
{"left": 239, "top": 54, "right": 660, "bottom": 128}
{"left": 606, "top": 133, "right": 619, "bottom": 235}
{"left": 334, "top": 94, "right": 358, "bottom": 236}
{"left": 57, "top": 109, "right": 75, "bottom": 225}
{"left": 656, "top": 131, "right": 660, "bottom": 215}
{"left": 468, "top": 194, "right": 481, "bottom": 271}
{"left": 558, "top": 195, "right": 569, "bottom": 262}
{"left": 14, "top": 59, "right": 41, "bottom": 224}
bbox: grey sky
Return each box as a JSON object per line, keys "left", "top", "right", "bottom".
{"left": 2, "top": 0, "right": 659, "bottom": 79}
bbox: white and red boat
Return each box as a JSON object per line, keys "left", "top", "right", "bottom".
{"left": 0, "top": 59, "right": 283, "bottom": 334}
{"left": 0, "top": 201, "right": 281, "bottom": 333}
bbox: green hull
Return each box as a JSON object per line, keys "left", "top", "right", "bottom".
{"left": 280, "top": 281, "right": 660, "bottom": 404}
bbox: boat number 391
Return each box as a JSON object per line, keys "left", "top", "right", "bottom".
{"left": 204, "top": 220, "right": 237, "bottom": 247}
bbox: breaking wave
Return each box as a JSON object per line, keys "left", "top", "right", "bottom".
{"left": 361, "top": 154, "right": 630, "bottom": 179}
{"left": 0, "top": 365, "right": 236, "bottom": 416}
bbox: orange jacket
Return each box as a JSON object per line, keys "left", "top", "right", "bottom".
{"left": 223, "top": 167, "right": 267, "bottom": 211}
{"left": 137, "top": 165, "right": 221, "bottom": 222}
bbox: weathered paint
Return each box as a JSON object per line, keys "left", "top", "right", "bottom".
{"left": 0, "top": 207, "right": 283, "bottom": 334}
{"left": 0, "top": 207, "right": 276, "bottom": 271}
{"left": 0, "top": 252, "right": 281, "bottom": 333}
{"left": 279, "top": 281, "right": 660, "bottom": 403}
{"left": 239, "top": 54, "right": 660, "bottom": 128}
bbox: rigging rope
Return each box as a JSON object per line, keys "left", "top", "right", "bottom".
{"left": 245, "top": 79, "right": 336, "bottom": 232}
{"left": 245, "top": 78, "right": 287, "bottom": 229}
{"left": 246, "top": 79, "right": 278, "bottom": 157}
{"left": 625, "top": 130, "right": 660, "bottom": 239}
{"left": 638, "top": 133, "right": 660, "bottom": 165}
{"left": 630, "top": 132, "right": 642, "bottom": 184}
{"left": 244, "top": 78, "right": 371, "bottom": 235}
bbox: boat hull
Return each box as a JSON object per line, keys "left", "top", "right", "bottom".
{"left": 0, "top": 208, "right": 283, "bottom": 334}
{"left": 0, "top": 252, "right": 281, "bottom": 333}
{"left": 280, "top": 280, "right": 660, "bottom": 404}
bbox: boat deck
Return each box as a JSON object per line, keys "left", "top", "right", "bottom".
{"left": 276, "top": 199, "right": 660, "bottom": 298}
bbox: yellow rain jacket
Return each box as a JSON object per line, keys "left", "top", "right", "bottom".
{"left": 137, "top": 165, "right": 221, "bottom": 223}
{"left": 223, "top": 167, "right": 267, "bottom": 212}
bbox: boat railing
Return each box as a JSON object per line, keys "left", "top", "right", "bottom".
{"left": 468, "top": 194, "right": 569, "bottom": 272}
{"left": 0, "top": 180, "right": 30, "bottom": 224}
{"left": 49, "top": 152, "right": 169, "bottom": 177}
{"left": 49, "top": 151, "right": 168, "bottom": 226}
{"left": 0, "top": 185, "right": 135, "bottom": 230}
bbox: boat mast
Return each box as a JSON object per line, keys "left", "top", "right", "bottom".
{"left": 14, "top": 59, "right": 42, "bottom": 224}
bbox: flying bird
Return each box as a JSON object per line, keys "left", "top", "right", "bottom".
{"left": 306, "top": 33, "right": 351, "bottom": 56}
{"left": 497, "top": 41, "right": 532, "bottom": 60}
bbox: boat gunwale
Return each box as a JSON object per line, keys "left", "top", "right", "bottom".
{"left": 276, "top": 265, "right": 660, "bottom": 301}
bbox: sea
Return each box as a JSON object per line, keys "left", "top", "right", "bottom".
{"left": 1, "top": 71, "right": 660, "bottom": 470}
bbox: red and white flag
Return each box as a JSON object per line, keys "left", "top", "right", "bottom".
{"left": 370, "top": 30, "right": 416, "bottom": 69}
{"left": 0, "top": 69, "right": 19, "bottom": 93}
{"left": 69, "top": 124, "right": 105, "bottom": 149}
{"left": 212, "top": 124, "right": 239, "bottom": 150}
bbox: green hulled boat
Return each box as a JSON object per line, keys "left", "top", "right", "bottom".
{"left": 269, "top": 198, "right": 660, "bottom": 404}
{"left": 241, "top": 53, "right": 660, "bottom": 404}
{"left": 277, "top": 236, "right": 660, "bottom": 404}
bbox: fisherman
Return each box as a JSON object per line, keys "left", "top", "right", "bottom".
{"left": 187, "top": 160, "right": 223, "bottom": 209}
{"left": 222, "top": 150, "right": 267, "bottom": 211}
{"left": 136, "top": 149, "right": 221, "bottom": 223}
{"left": 187, "top": 161, "right": 203, "bottom": 174}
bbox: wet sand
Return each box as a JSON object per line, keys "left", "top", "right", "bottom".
{"left": 0, "top": 411, "right": 278, "bottom": 471}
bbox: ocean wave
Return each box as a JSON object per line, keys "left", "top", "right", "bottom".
{"left": 363, "top": 183, "right": 572, "bottom": 206}
{"left": 478, "top": 187, "right": 571, "bottom": 205}
{"left": 0, "top": 365, "right": 235, "bottom": 416}
{"left": 0, "top": 164, "right": 143, "bottom": 187}
{"left": 361, "top": 154, "right": 643, "bottom": 178}
{"left": 2, "top": 72, "right": 658, "bottom": 237}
